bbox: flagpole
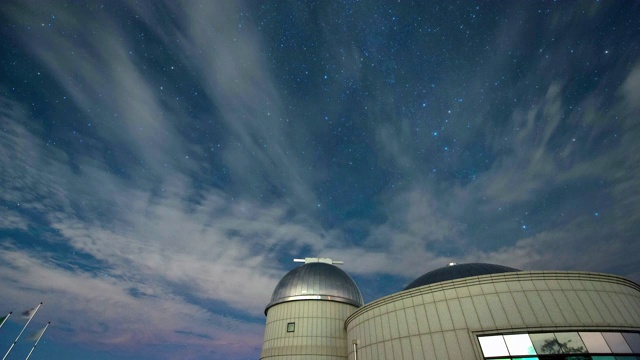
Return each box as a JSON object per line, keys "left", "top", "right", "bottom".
{"left": 0, "top": 312, "right": 11, "bottom": 330}
{"left": 2, "top": 302, "right": 42, "bottom": 360}
{"left": 24, "top": 322, "right": 50, "bottom": 360}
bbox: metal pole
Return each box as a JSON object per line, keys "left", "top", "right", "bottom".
{"left": 3, "top": 302, "right": 42, "bottom": 360}
{"left": 24, "top": 322, "right": 50, "bottom": 360}
{"left": 0, "top": 312, "right": 12, "bottom": 330}
{"left": 353, "top": 341, "right": 358, "bottom": 360}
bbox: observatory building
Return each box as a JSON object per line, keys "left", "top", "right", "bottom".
{"left": 260, "top": 258, "right": 640, "bottom": 360}
{"left": 261, "top": 258, "right": 364, "bottom": 358}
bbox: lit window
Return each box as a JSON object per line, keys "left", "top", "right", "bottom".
{"left": 287, "top": 322, "right": 295, "bottom": 332}
{"left": 479, "top": 335, "right": 509, "bottom": 357}
{"left": 504, "top": 334, "right": 536, "bottom": 356}
{"left": 479, "top": 331, "right": 640, "bottom": 360}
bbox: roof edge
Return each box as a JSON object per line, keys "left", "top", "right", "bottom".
{"left": 345, "top": 270, "right": 640, "bottom": 327}
{"left": 265, "top": 294, "right": 362, "bottom": 315}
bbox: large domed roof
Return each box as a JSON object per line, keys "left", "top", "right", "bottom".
{"left": 404, "top": 263, "right": 520, "bottom": 290}
{"left": 265, "top": 262, "right": 364, "bottom": 314}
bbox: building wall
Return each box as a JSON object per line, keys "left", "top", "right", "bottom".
{"left": 261, "top": 300, "right": 359, "bottom": 359}
{"left": 345, "top": 271, "right": 640, "bottom": 360}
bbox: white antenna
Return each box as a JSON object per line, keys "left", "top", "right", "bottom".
{"left": 293, "top": 258, "right": 343, "bottom": 265}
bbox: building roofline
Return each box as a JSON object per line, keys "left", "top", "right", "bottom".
{"left": 344, "top": 270, "right": 640, "bottom": 328}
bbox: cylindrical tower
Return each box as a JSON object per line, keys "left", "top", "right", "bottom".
{"left": 260, "top": 258, "right": 364, "bottom": 360}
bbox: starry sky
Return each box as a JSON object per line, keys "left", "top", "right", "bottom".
{"left": 1, "top": 1, "right": 640, "bottom": 359}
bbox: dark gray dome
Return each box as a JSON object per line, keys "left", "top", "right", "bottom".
{"left": 265, "top": 262, "right": 364, "bottom": 314}
{"left": 404, "top": 263, "right": 520, "bottom": 290}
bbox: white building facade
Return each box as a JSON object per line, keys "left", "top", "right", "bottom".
{"left": 262, "top": 261, "right": 640, "bottom": 360}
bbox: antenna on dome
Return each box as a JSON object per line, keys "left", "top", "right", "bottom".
{"left": 293, "top": 258, "right": 343, "bottom": 265}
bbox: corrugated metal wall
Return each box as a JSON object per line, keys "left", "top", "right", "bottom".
{"left": 262, "top": 300, "right": 359, "bottom": 359}
{"left": 345, "top": 271, "right": 640, "bottom": 360}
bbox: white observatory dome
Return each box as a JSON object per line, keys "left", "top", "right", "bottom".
{"left": 265, "top": 261, "right": 363, "bottom": 314}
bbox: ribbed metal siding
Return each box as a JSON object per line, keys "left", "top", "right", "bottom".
{"left": 346, "top": 271, "right": 640, "bottom": 360}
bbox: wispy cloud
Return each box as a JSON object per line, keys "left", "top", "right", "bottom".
{"left": 1, "top": 1, "right": 639, "bottom": 358}
{"left": 0, "top": 1, "right": 329, "bottom": 355}
{"left": 360, "top": 54, "right": 640, "bottom": 281}
{"left": 0, "top": 96, "right": 282, "bottom": 356}
{"left": 0, "top": 245, "right": 265, "bottom": 359}
{"left": 126, "top": 1, "right": 319, "bottom": 210}
{"left": 3, "top": 2, "right": 192, "bottom": 184}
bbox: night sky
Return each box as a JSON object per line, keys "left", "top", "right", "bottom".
{"left": 1, "top": 1, "right": 640, "bottom": 359}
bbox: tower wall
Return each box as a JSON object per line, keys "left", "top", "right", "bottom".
{"left": 261, "top": 300, "right": 359, "bottom": 360}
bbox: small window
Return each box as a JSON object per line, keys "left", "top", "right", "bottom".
{"left": 287, "top": 322, "right": 295, "bottom": 332}
{"left": 622, "top": 332, "right": 640, "bottom": 353}
{"left": 554, "top": 332, "right": 587, "bottom": 353}
{"left": 579, "top": 332, "right": 611, "bottom": 353}
{"left": 530, "top": 333, "right": 562, "bottom": 354}
{"left": 602, "top": 332, "right": 632, "bottom": 353}
{"left": 478, "top": 335, "right": 509, "bottom": 357}
{"left": 504, "top": 334, "right": 536, "bottom": 356}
